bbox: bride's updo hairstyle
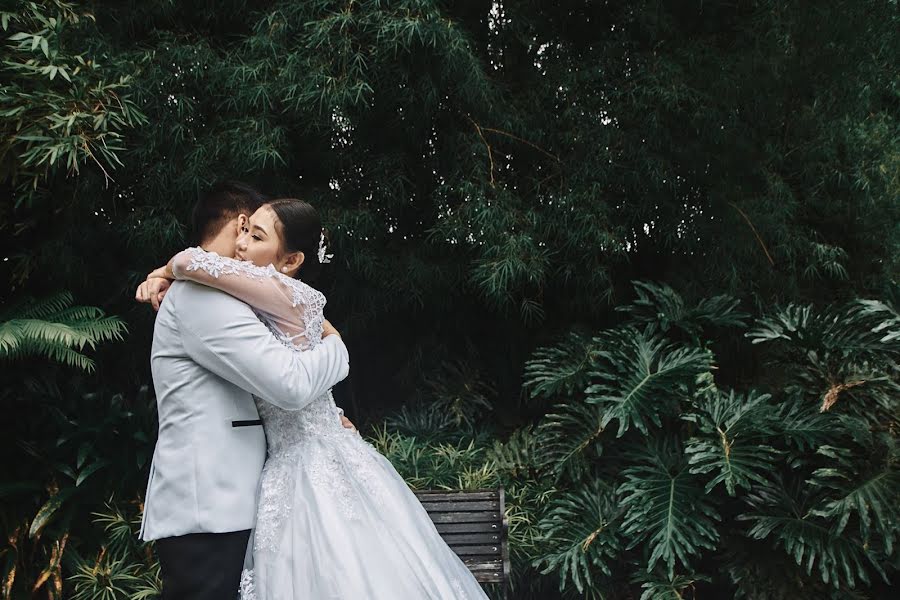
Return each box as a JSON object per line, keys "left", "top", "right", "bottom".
{"left": 266, "top": 199, "right": 325, "bottom": 283}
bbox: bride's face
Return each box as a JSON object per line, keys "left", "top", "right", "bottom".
{"left": 235, "top": 206, "right": 284, "bottom": 268}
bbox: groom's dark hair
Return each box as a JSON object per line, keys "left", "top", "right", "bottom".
{"left": 191, "top": 180, "right": 269, "bottom": 244}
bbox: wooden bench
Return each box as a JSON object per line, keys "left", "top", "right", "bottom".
{"left": 414, "top": 487, "right": 511, "bottom": 596}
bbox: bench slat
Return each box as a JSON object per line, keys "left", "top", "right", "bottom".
{"left": 419, "top": 500, "right": 500, "bottom": 512}
{"left": 440, "top": 532, "right": 502, "bottom": 545}
{"left": 464, "top": 559, "right": 504, "bottom": 570}
{"left": 434, "top": 521, "right": 503, "bottom": 534}
{"left": 464, "top": 560, "right": 503, "bottom": 569}
{"left": 414, "top": 491, "right": 499, "bottom": 501}
{"left": 449, "top": 545, "right": 502, "bottom": 556}
{"left": 428, "top": 511, "right": 502, "bottom": 523}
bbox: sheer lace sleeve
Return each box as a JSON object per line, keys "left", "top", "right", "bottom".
{"left": 171, "top": 247, "right": 325, "bottom": 348}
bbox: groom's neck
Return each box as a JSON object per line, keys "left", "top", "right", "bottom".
{"left": 200, "top": 227, "right": 236, "bottom": 258}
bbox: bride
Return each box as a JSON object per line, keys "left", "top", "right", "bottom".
{"left": 148, "top": 198, "right": 489, "bottom": 599}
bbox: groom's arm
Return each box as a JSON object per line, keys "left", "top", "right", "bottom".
{"left": 177, "top": 283, "right": 349, "bottom": 410}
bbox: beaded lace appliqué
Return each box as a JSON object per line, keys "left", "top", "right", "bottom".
{"left": 253, "top": 458, "right": 294, "bottom": 553}
{"left": 238, "top": 568, "right": 257, "bottom": 600}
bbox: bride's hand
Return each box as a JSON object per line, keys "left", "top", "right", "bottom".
{"left": 135, "top": 277, "right": 172, "bottom": 311}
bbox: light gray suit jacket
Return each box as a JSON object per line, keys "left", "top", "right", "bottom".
{"left": 139, "top": 280, "right": 349, "bottom": 541}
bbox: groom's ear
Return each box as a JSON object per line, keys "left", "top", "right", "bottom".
{"left": 237, "top": 213, "right": 249, "bottom": 232}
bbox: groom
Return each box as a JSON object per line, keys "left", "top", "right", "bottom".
{"left": 136, "top": 181, "right": 354, "bottom": 599}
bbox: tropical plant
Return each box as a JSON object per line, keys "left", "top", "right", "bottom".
{"left": 517, "top": 282, "right": 899, "bottom": 597}
{"left": 1, "top": 0, "right": 897, "bottom": 597}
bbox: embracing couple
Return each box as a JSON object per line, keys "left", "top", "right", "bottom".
{"left": 136, "top": 182, "right": 487, "bottom": 599}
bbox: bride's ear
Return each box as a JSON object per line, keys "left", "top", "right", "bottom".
{"left": 283, "top": 251, "right": 304, "bottom": 274}
{"left": 237, "top": 213, "right": 249, "bottom": 232}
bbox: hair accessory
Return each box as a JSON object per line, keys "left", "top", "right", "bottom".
{"left": 317, "top": 230, "right": 333, "bottom": 264}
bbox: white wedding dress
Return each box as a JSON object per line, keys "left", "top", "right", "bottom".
{"left": 172, "top": 248, "right": 489, "bottom": 600}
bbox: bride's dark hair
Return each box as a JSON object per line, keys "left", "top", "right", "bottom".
{"left": 266, "top": 199, "right": 326, "bottom": 283}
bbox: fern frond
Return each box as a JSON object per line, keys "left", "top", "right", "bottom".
{"left": 4, "top": 292, "right": 74, "bottom": 320}
{"left": 0, "top": 293, "right": 126, "bottom": 371}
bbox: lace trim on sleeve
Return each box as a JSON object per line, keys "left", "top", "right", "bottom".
{"left": 182, "top": 247, "right": 275, "bottom": 281}
{"left": 182, "top": 248, "right": 327, "bottom": 347}
{"left": 281, "top": 273, "right": 326, "bottom": 347}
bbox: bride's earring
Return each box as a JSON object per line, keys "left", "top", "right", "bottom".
{"left": 281, "top": 267, "right": 288, "bottom": 273}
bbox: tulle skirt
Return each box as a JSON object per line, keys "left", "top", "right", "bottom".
{"left": 239, "top": 426, "right": 489, "bottom": 599}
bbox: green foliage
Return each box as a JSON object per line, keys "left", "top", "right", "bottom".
{"left": 1, "top": 0, "right": 897, "bottom": 598}
{"left": 0, "top": 387, "right": 157, "bottom": 599}
{"left": 616, "top": 280, "right": 750, "bottom": 337}
{"left": 532, "top": 480, "right": 622, "bottom": 598}
{"left": 807, "top": 443, "right": 900, "bottom": 556}
{"left": 0, "top": 0, "right": 146, "bottom": 197}
{"left": 635, "top": 572, "right": 709, "bottom": 600}
{"left": 618, "top": 438, "right": 720, "bottom": 577}
{"left": 523, "top": 332, "right": 595, "bottom": 400}
{"left": 741, "top": 478, "right": 887, "bottom": 589}
{"left": 0, "top": 292, "right": 126, "bottom": 371}
{"left": 533, "top": 399, "right": 604, "bottom": 482}
{"left": 585, "top": 327, "right": 713, "bottom": 437}
{"left": 748, "top": 300, "right": 900, "bottom": 419}
{"left": 367, "top": 422, "right": 499, "bottom": 491}
{"left": 515, "top": 281, "right": 899, "bottom": 596}
{"left": 68, "top": 502, "right": 160, "bottom": 600}
{"left": 683, "top": 389, "right": 781, "bottom": 496}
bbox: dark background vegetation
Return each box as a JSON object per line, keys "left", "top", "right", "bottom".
{"left": 1, "top": 1, "right": 897, "bottom": 598}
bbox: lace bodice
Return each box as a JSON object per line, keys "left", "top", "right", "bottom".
{"left": 254, "top": 305, "right": 346, "bottom": 455}
{"left": 173, "top": 247, "right": 343, "bottom": 451}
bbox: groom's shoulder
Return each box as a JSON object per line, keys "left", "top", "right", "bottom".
{"left": 165, "top": 281, "right": 254, "bottom": 319}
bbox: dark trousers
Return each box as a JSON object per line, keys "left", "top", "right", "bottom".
{"left": 155, "top": 530, "right": 251, "bottom": 600}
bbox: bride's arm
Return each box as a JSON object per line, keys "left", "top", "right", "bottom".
{"left": 166, "top": 247, "right": 319, "bottom": 341}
